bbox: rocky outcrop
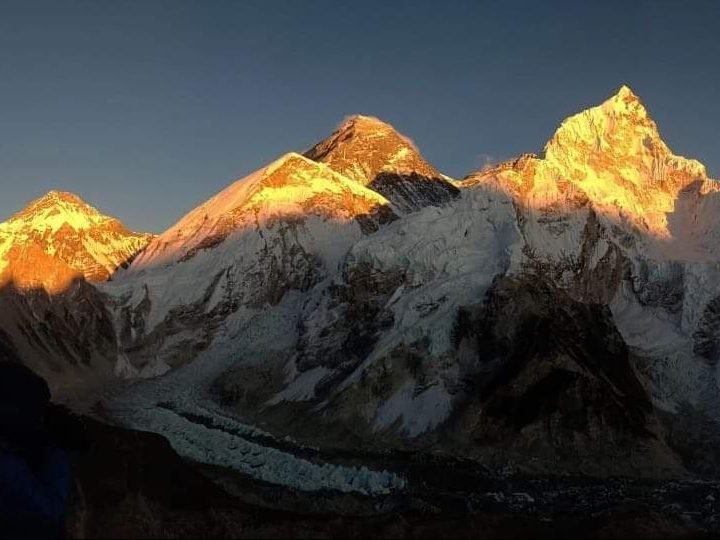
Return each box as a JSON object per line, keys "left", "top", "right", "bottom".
{"left": 305, "top": 115, "right": 459, "bottom": 213}
{"left": 0, "top": 279, "right": 119, "bottom": 394}
{"left": 449, "top": 277, "right": 679, "bottom": 476}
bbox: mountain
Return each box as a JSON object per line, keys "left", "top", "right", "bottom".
{"left": 0, "top": 190, "right": 152, "bottom": 293}
{"left": 197, "top": 89, "right": 720, "bottom": 471}
{"left": 5, "top": 87, "right": 720, "bottom": 486}
{"left": 0, "top": 191, "right": 152, "bottom": 392}
{"left": 107, "top": 152, "right": 396, "bottom": 374}
{"left": 130, "top": 152, "right": 394, "bottom": 272}
{"left": 90, "top": 87, "right": 713, "bottom": 483}
{"left": 304, "top": 115, "right": 459, "bottom": 213}
{"left": 451, "top": 85, "right": 720, "bottom": 473}
{"left": 466, "top": 85, "right": 713, "bottom": 239}
{"left": 0, "top": 279, "right": 119, "bottom": 395}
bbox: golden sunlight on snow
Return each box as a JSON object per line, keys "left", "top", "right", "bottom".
{"left": 467, "top": 85, "right": 712, "bottom": 238}
{"left": 0, "top": 191, "right": 152, "bottom": 293}
{"left": 0, "top": 85, "right": 714, "bottom": 294}
{"left": 130, "top": 152, "right": 392, "bottom": 270}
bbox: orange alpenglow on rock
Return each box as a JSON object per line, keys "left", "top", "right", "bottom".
{"left": 468, "top": 85, "right": 713, "bottom": 237}
{"left": 304, "top": 115, "right": 459, "bottom": 214}
{"left": 304, "top": 115, "right": 443, "bottom": 185}
{"left": 0, "top": 191, "right": 153, "bottom": 293}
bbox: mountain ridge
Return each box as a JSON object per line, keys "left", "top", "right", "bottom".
{"left": 129, "top": 151, "right": 395, "bottom": 272}
{"left": 466, "top": 85, "right": 713, "bottom": 237}
{"left": 304, "top": 114, "right": 460, "bottom": 214}
{"left": 4, "top": 85, "right": 720, "bottom": 482}
{"left": 0, "top": 190, "right": 153, "bottom": 292}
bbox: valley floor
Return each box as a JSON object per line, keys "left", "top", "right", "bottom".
{"left": 69, "top": 415, "right": 719, "bottom": 539}
{"left": 66, "top": 348, "right": 719, "bottom": 539}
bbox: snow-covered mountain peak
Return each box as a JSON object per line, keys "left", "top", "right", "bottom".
{"left": 0, "top": 191, "right": 152, "bottom": 292}
{"left": 8, "top": 190, "right": 115, "bottom": 233}
{"left": 304, "top": 115, "right": 460, "bottom": 214}
{"left": 469, "top": 87, "right": 709, "bottom": 236}
{"left": 39, "top": 189, "right": 86, "bottom": 205}
{"left": 130, "top": 152, "right": 395, "bottom": 270}
{"left": 338, "top": 114, "right": 395, "bottom": 134}
{"left": 304, "top": 115, "right": 443, "bottom": 186}
{"left": 543, "top": 85, "right": 706, "bottom": 180}
{"left": 611, "top": 84, "right": 643, "bottom": 107}
{"left": 615, "top": 83, "right": 638, "bottom": 99}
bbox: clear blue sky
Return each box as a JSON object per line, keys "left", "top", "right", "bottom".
{"left": 1, "top": 0, "right": 719, "bottom": 232}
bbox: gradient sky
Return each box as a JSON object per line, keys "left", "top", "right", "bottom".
{"left": 1, "top": 0, "right": 719, "bottom": 232}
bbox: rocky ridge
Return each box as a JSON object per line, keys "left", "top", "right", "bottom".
{"left": 3, "top": 87, "right": 720, "bottom": 487}
{"left": 305, "top": 115, "right": 460, "bottom": 213}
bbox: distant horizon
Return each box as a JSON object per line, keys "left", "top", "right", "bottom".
{"left": 1, "top": 1, "right": 719, "bottom": 232}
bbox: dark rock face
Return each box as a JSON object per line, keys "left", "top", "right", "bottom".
{"left": 304, "top": 115, "right": 459, "bottom": 214}
{"left": 449, "top": 277, "right": 677, "bottom": 476}
{"left": 369, "top": 172, "right": 460, "bottom": 214}
{"left": 303, "top": 115, "right": 442, "bottom": 183}
{"left": 0, "top": 280, "right": 118, "bottom": 390}
{"left": 694, "top": 295, "right": 720, "bottom": 364}
{"left": 295, "top": 261, "right": 405, "bottom": 374}
{"left": 662, "top": 402, "right": 720, "bottom": 477}
{"left": 355, "top": 204, "right": 399, "bottom": 233}
{"left": 632, "top": 260, "right": 685, "bottom": 313}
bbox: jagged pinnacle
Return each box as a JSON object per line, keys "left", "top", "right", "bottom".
{"left": 615, "top": 84, "right": 640, "bottom": 101}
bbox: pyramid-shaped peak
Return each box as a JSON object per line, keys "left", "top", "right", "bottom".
{"left": 0, "top": 190, "right": 152, "bottom": 288}
{"left": 152, "top": 151, "right": 390, "bottom": 238}
{"left": 529, "top": 86, "right": 708, "bottom": 232}
{"left": 305, "top": 114, "right": 441, "bottom": 186}
{"left": 262, "top": 151, "right": 316, "bottom": 175}
{"left": 605, "top": 84, "right": 647, "bottom": 111}
{"left": 129, "top": 149, "right": 395, "bottom": 270}
{"left": 255, "top": 152, "right": 359, "bottom": 187}
{"left": 4, "top": 190, "right": 152, "bottom": 243}
{"left": 11, "top": 190, "right": 105, "bottom": 224}
{"left": 543, "top": 85, "right": 706, "bottom": 173}
{"left": 544, "top": 86, "right": 662, "bottom": 164}
{"left": 34, "top": 190, "right": 89, "bottom": 207}
{"left": 339, "top": 114, "right": 396, "bottom": 132}
{"left": 614, "top": 84, "right": 640, "bottom": 101}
